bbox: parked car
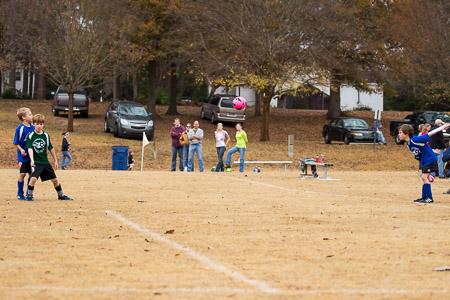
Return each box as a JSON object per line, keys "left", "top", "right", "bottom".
{"left": 201, "top": 94, "right": 245, "bottom": 124}
{"left": 323, "top": 117, "right": 376, "bottom": 144}
{"left": 104, "top": 100, "right": 154, "bottom": 140}
{"left": 390, "top": 111, "right": 450, "bottom": 144}
{"left": 51, "top": 86, "right": 89, "bottom": 118}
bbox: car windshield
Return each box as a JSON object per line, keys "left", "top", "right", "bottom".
{"left": 426, "top": 112, "right": 450, "bottom": 123}
{"left": 58, "top": 87, "right": 87, "bottom": 95}
{"left": 343, "top": 119, "right": 369, "bottom": 128}
{"left": 220, "top": 98, "right": 234, "bottom": 108}
{"left": 119, "top": 105, "right": 148, "bottom": 116}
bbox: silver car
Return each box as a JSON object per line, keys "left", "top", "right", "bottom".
{"left": 201, "top": 94, "right": 245, "bottom": 124}
{"left": 104, "top": 100, "right": 154, "bottom": 139}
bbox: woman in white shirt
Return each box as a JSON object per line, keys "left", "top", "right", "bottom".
{"left": 214, "top": 123, "right": 230, "bottom": 172}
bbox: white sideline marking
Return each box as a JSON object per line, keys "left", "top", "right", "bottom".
{"left": 2, "top": 285, "right": 449, "bottom": 296}
{"left": 224, "top": 176, "right": 450, "bottom": 209}
{"left": 105, "top": 210, "right": 280, "bottom": 294}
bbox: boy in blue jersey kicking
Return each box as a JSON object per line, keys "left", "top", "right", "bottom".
{"left": 13, "top": 107, "right": 35, "bottom": 200}
{"left": 399, "top": 123, "right": 450, "bottom": 203}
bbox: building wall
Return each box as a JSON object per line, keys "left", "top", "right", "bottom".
{"left": 339, "top": 84, "right": 383, "bottom": 111}
{"left": 1, "top": 68, "right": 34, "bottom": 96}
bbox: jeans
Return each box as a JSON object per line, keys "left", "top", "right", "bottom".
{"left": 437, "top": 149, "right": 444, "bottom": 177}
{"left": 225, "top": 147, "right": 246, "bottom": 172}
{"left": 183, "top": 146, "right": 189, "bottom": 169}
{"left": 61, "top": 151, "right": 72, "bottom": 168}
{"left": 216, "top": 146, "right": 226, "bottom": 172}
{"left": 188, "top": 144, "right": 203, "bottom": 172}
{"left": 171, "top": 146, "right": 184, "bottom": 171}
{"left": 376, "top": 130, "right": 386, "bottom": 144}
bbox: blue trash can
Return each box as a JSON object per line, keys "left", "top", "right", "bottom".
{"left": 112, "top": 146, "right": 129, "bottom": 170}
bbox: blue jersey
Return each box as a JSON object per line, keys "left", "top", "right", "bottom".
{"left": 13, "top": 123, "right": 35, "bottom": 162}
{"left": 408, "top": 133, "right": 437, "bottom": 167}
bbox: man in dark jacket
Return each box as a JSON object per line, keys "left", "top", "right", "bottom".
{"left": 170, "top": 118, "right": 185, "bottom": 171}
{"left": 429, "top": 119, "right": 446, "bottom": 178}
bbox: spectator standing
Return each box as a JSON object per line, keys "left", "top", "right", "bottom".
{"left": 170, "top": 118, "right": 185, "bottom": 171}
{"left": 373, "top": 117, "right": 387, "bottom": 145}
{"left": 430, "top": 119, "right": 446, "bottom": 178}
{"left": 420, "top": 123, "right": 431, "bottom": 136}
{"left": 214, "top": 123, "right": 230, "bottom": 172}
{"left": 128, "top": 149, "right": 135, "bottom": 171}
{"left": 187, "top": 121, "right": 204, "bottom": 172}
{"left": 61, "top": 132, "right": 72, "bottom": 170}
{"left": 182, "top": 123, "right": 192, "bottom": 172}
{"left": 225, "top": 123, "right": 248, "bottom": 172}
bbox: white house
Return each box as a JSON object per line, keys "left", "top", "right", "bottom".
{"left": 1, "top": 68, "right": 35, "bottom": 97}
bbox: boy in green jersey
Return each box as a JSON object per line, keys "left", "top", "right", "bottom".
{"left": 25, "top": 114, "right": 72, "bottom": 201}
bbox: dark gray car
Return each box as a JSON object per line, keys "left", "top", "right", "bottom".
{"left": 104, "top": 100, "right": 154, "bottom": 140}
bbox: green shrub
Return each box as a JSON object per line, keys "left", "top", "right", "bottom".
{"left": 156, "top": 88, "right": 169, "bottom": 105}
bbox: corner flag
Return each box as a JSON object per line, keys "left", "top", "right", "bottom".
{"left": 141, "top": 133, "right": 150, "bottom": 171}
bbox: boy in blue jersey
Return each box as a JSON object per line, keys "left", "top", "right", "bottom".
{"left": 399, "top": 123, "right": 450, "bottom": 203}
{"left": 13, "top": 107, "right": 35, "bottom": 200}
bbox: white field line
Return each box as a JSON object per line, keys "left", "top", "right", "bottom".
{"left": 2, "top": 285, "right": 449, "bottom": 296}
{"left": 222, "top": 175, "right": 450, "bottom": 209}
{"left": 105, "top": 210, "right": 281, "bottom": 294}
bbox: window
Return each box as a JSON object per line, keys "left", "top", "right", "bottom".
{"left": 15, "top": 71, "right": 21, "bottom": 81}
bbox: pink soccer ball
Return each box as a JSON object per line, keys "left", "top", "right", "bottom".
{"left": 232, "top": 96, "right": 246, "bottom": 110}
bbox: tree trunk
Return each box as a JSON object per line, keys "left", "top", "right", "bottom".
{"left": 132, "top": 71, "right": 138, "bottom": 101}
{"left": 254, "top": 91, "right": 262, "bottom": 117}
{"left": 67, "top": 90, "right": 74, "bottom": 132}
{"left": 326, "top": 70, "right": 342, "bottom": 119}
{"left": 23, "top": 65, "right": 29, "bottom": 97}
{"left": 113, "top": 70, "right": 120, "bottom": 100}
{"left": 9, "top": 64, "right": 16, "bottom": 92}
{"left": 36, "top": 65, "right": 46, "bottom": 100}
{"left": 147, "top": 60, "right": 158, "bottom": 117}
{"left": 166, "top": 62, "right": 179, "bottom": 115}
{"left": 0, "top": 70, "right": 2, "bottom": 93}
{"left": 260, "top": 88, "right": 274, "bottom": 141}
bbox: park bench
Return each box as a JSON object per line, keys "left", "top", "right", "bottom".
{"left": 233, "top": 160, "right": 293, "bottom": 172}
{"left": 299, "top": 157, "right": 336, "bottom": 180}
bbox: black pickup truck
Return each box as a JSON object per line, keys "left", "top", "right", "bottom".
{"left": 390, "top": 111, "right": 450, "bottom": 144}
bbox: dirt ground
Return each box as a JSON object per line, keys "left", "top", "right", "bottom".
{"left": 1, "top": 169, "right": 450, "bottom": 299}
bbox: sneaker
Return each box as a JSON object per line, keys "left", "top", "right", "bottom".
{"left": 413, "top": 197, "right": 424, "bottom": 202}
{"left": 416, "top": 197, "right": 434, "bottom": 203}
{"left": 443, "top": 189, "right": 450, "bottom": 194}
{"left": 225, "top": 168, "right": 232, "bottom": 172}
{"left": 428, "top": 174, "right": 435, "bottom": 182}
{"left": 17, "top": 194, "right": 26, "bottom": 201}
{"left": 58, "top": 195, "right": 73, "bottom": 200}
{"left": 25, "top": 195, "right": 34, "bottom": 201}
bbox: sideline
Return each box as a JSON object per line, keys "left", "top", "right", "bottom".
{"left": 105, "top": 210, "right": 280, "bottom": 294}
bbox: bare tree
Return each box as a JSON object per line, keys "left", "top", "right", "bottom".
{"left": 178, "top": 0, "right": 328, "bottom": 141}
{"left": 21, "top": 0, "right": 142, "bottom": 131}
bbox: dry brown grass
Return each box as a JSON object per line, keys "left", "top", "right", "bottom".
{"left": 1, "top": 169, "right": 450, "bottom": 299}
{"left": 0, "top": 99, "right": 416, "bottom": 171}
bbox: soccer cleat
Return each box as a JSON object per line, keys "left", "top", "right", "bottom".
{"left": 25, "top": 195, "right": 34, "bottom": 201}
{"left": 428, "top": 174, "right": 435, "bottom": 183}
{"left": 58, "top": 195, "right": 73, "bottom": 201}
{"left": 17, "top": 194, "right": 26, "bottom": 201}
{"left": 443, "top": 189, "right": 450, "bottom": 194}
{"left": 225, "top": 168, "right": 232, "bottom": 172}
{"left": 415, "top": 197, "right": 434, "bottom": 203}
{"left": 413, "top": 197, "right": 424, "bottom": 203}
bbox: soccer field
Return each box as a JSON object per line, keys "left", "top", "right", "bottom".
{"left": 1, "top": 169, "right": 450, "bottom": 299}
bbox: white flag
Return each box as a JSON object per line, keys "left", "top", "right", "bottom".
{"left": 143, "top": 132, "right": 149, "bottom": 147}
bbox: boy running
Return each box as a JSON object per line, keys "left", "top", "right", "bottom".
{"left": 13, "top": 107, "right": 35, "bottom": 200}
{"left": 398, "top": 123, "right": 450, "bottom": 203}
{"left": 25, "top": 114, "right": 73, "bottom": 201}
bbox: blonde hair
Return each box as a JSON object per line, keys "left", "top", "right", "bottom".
{"left": 17, "top": 107, "right": 31, "bottom": 121}
{"left": 33, "top": 114, "right": 45, "bottom": 124}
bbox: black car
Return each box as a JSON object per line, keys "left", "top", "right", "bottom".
{"left": 104, "top": 100, "right": 154, "bottom": 139}
{"left": 322, "top": 118, "right": 376, "bottom": 144}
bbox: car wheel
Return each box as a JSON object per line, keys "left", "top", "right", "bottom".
{"left": 113, "top": 124, "right": 120, "bottom": 137}
{"left": 81, "top": 111, "right": 89, "bottom": 118}
{"left": 201, "top": 109, "right": 206, "bottom": 119}
{"left": 52, "top": 106, "right": 59, "bottom": 116}
{"left": 324, "top": 133, "right": 331, "bottom": 144}
{"left": 104, "top": 120, "right": 110, "bottom": 133}
{"left": 395, "top": 132, "right": 405, "bottom": 144}
{"left": 211, "top": 113, "right": 215, "bottom": 124}
{"left": 344, "top": 135, "right": 350, "bottom": 145}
